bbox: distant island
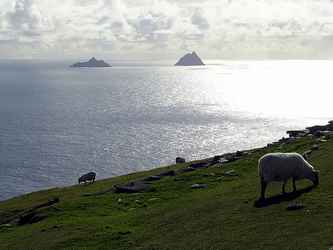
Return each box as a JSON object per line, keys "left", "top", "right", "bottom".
{"left": 71, "top": 57, "right": 111, "bottom": 68}
{"left": 175, "top": 51, "right": 205, "bottom": 66}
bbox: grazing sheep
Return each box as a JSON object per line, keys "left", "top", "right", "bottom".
{"left": 78, "top": 172, "right": 96, "bottom": 184}
{"left": 258, "top": 153, "right": 319, "bottom": 199}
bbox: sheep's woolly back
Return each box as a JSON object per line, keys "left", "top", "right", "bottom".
{"left": 258, "top": 152, "right": 314, "bottom": 182}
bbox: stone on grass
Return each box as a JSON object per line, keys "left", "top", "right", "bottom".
{"left": 114, "top": 182, "right": 154, "bottom": 193}
{"left": 143, "top": 175, "right": 161, "bottom": 182}
{"left": 286, "top": 202, "right": 304, "bottom": 211}
{"left": 223, "top": 170, "right": 238, "bottom": 176}
{"left": 191, "top": 184, "right": 208, "bottom": 189}
{"left": 158, "top": 170, "right": 176, "bottom": 177}
{"left": 176, "top": 157, "right": 186, "bottom": 164}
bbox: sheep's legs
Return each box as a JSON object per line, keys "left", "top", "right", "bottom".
{"left": 292, "top": 178, "right": 297, "bottom": 192}
{"left": 282, "top": 181, "right": 287, "bottom": 194}
{"left": 260, "top": 177, "right": 267, "bottom": 200}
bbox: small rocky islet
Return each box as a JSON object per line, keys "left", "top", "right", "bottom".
{"left": 71, "top": 57, "right": 111, "bottom": 68}
{"left": 175, "top": 51, "right": 205, "bottom": 66}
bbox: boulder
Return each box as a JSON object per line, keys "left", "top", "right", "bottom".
{"left": 190, "top": 162, "right": 210, "bottom": 169}
{"left": 142, "top": 176, "right": 161, "bottom": 182}
{"left": 286, "top": 130, "right": 309, "bottom": 138}
{"left": 191, "top": 184, "right": 208, "bottom": 189}
{"left": 176, "top": 157, "right": 186, "bottom": 164}
{"left": 158, "top": 170, "right": 176, "bottom": 177}
{"left": 114, "top": 182, "right": 154, "bottom": 193}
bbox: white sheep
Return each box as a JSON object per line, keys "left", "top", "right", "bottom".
{"left": 258, "top": 153, "right": 319, "bottom": 199}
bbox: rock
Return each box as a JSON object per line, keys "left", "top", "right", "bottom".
{"left": 203, "top": 173, "right": 216, "bottom": 177}
{"left": 307, "top": 125, "right": 332, "bottom": 135}
{"left": 114, "top": 182, "right": 154, "bottom": 193}
{"left": 190, "top": 162, "right": 210, "bottom": 169}
{"left": 212, "top": 155, "right": 229, "bottom": 164}
{"left": 71, "top": 57, "right": 111, "bottom": 68}
{"left": 176, "top": 157, "right": 186, "bottom": 164}
{"left": 18, "top": 212, "right": 47, "bottom": 225}
{"left": 191, "top": 184, "right": 208, "bottom": 189}
{"left": 286, "top": 130, "right": 309, "bottom": 138}
{"left": 175, "top": 51, "right": 205, "bottom": 66}
{"left": 235, "top": 151, "right": 243, "bottom": 157}
{"left": 158, "top": 170, "right": 176, "bottom": 177}
{"left": 148, "top": 198, "right": 160, "bottom": 202}
{"left": 286, "top": 202, "right": 304, "bottom": 211}
{"left": 315, "top": 130, "right": 333, "bottom": 138}
{"left": 179, "top": 167, "right": 196, "bottom": 173}
{"left": 311, "top": 144, "right": 320, "bottom": 150}
{"left": 223, "top": 170, "right": 238, "bottom": 177}
{"left": 0, "top": 224, "right": 12, "bottom": 229}
{"left": 143, "top": 175, "right": 161, "bottom": 182}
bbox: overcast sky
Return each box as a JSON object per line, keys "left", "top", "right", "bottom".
{"left": 1, "top": 0, "right": 333, "bottom": 60}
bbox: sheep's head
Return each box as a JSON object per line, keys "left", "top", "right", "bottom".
{"left": 308, "top": 170, "right": 319, "bottom": 186}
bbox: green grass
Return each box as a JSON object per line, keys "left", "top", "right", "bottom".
{"left": 0, "top": 136, "right": 332, "bottom": 250}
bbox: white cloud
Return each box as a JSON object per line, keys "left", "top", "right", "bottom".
{"left": 1, "top": 0, "right": 333, "bottom": 59}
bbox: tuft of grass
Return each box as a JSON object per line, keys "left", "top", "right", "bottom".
{"left": 0, "top": 136, "right": 332, "bottom": 249}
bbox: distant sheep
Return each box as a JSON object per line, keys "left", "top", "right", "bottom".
{"left": 78, "top": 172, "right": 96, "bottom": 184}
{"left": 258, "top": 153, "right": 319, "bottom": 199}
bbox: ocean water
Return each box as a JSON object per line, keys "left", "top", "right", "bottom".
{"left": 0, "top": 60, "right": 331, "bottom": 200}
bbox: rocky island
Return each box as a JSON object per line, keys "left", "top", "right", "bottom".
{"left": 71, "top": 57, "right": 111, "bottom": 68}
{"left": 175, "top": 51, "right": 205, "bottom": 66}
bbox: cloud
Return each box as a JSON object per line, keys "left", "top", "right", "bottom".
{"left": 2, "top": 0, "right": 333, "bottom": 59}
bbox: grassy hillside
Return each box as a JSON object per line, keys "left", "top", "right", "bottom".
{"left": 0, "top": 136, "right": 332, "bottom": 250}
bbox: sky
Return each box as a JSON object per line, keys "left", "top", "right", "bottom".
{"left": 1, "top": 0, "right": 333, "bottom": 60}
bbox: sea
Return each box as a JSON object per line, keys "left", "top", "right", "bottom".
{"left": 0, "top": 59, "right": 331, "bottom": 200}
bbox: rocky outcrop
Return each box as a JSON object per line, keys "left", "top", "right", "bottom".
{"left": 175, "top": 51, "right": 205, "bottom": 66}
{"left": 71, "top": 57, "right": 111, "bottom": 68}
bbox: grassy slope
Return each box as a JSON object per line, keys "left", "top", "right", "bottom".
{"left": 0, "top": 136, "right": 333, "bottom": 250}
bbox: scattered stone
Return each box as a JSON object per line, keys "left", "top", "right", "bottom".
{"left": 0, "top": 224, "right": 12, "bottom": 229}
{"left": 223, "top": 170, "right": 238, "bottom": 177}
{"left": 18, "top": 212, "right": 47, "bottom": 225}
{"left": 235, "top": 151, "right": 243, "bottom": 157}
{"left": 203, "top": 173, "right": 216, "bottom": 177}
{"left": 158, "top": 170, "right": 176, "bottom": 177}
{"left": 286, "top": 202, "right": 304, "bottom": 211}
{"left": 223, "top": 153, "right": 240, "bottom": 163}
{"left": 179, "top": 167, "right": 196, "bottom": 173}
{"left": 118, "top": 231, "right": 131, "bottom": 235}
{"left": 191, "top": 184, "right": 208, "bottom": 189}
{"left": 311, "top": 144, "right": 320, "bottom": 150}
{"left": 114, "top": 182, "right": 155, "bottom": 193}
{"left": 190, "top": 162, "right": 210, "bottom": 169}
{"left": 287, "top": 130, "right": 309, "bottom": 138}
{"left": 143, "top": 175, "right": 161, "bottom": 182}
{"left": 176, "top": 157, "right": 186, "bottom": 164}
{"left": 148, "top": 198, "right": 160, "bottom": 202}
{"left": 117, "top": 198, "right": 123, "bottom": 203}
